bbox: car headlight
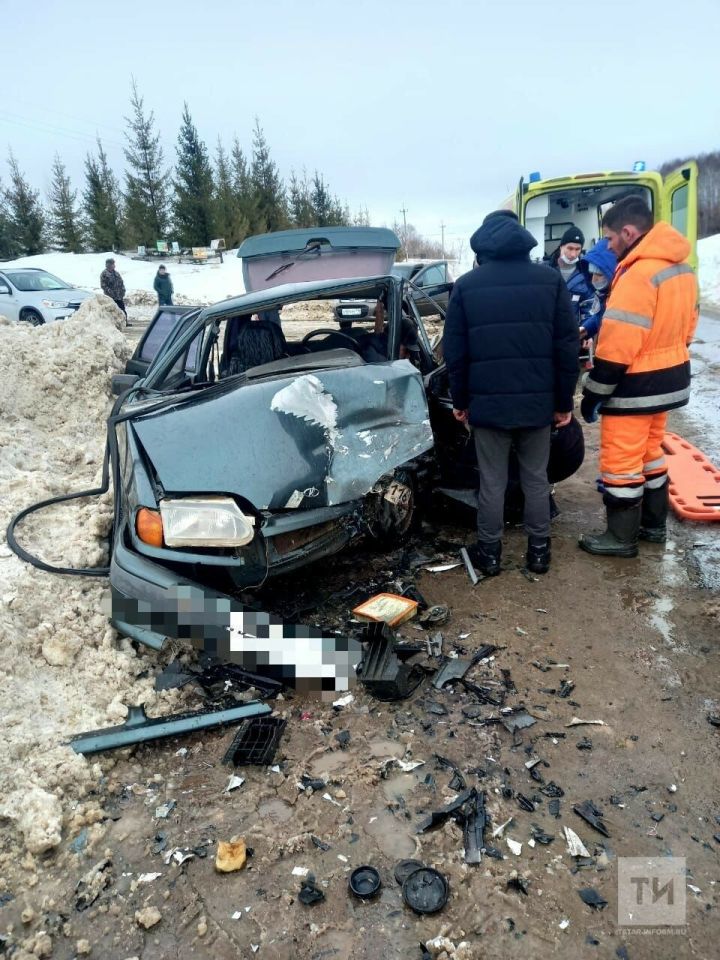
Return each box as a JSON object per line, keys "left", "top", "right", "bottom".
{"left": 41, "top": 298, "right": 69, "bottom": 308}
{"left": 159, "top": 497, "right": 255, "bottom": 547}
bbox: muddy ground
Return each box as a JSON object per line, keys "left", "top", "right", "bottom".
{"left": 1, "top": 307, "right": 718, "bottom": 960}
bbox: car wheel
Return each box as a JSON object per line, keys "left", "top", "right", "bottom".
{"left": 365, "top": 469, "right": 417, "bottom": 544}
{"left": 19, "top": 308, "right": 45, "bottom": 327}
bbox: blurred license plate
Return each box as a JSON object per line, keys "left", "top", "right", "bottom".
{"left": 341, "top": 307, "right": 363, "bottom": 316}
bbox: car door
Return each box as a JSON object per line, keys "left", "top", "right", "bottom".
{"left": 0, "top": 272, "right": 20, "bottom": 322}
{"left": 411, "top": 263, "right": 451, "bottom": 316}
{"left": 661, "top": 162, "right": 698, "bottom": 270}
{"left": 125, "top": 305, "right": 201, "bottom": 378}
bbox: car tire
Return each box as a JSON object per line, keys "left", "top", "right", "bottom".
{"left": 365, "top": 469, "right": 417, "bottom": 545}
{"left": 19, "top": 308, "right": 45, "bottom": 327}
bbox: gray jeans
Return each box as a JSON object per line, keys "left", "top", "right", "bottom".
{"left": 473, "top": 426, "right": 551, "bottom": 541}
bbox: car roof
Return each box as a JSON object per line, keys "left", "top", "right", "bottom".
{"left": 0, "top": 267, "right": 48, "bottom": 273}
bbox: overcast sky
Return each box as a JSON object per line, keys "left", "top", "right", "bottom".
{"left": 3, "top": 0, "right": 718, "bottom": 253}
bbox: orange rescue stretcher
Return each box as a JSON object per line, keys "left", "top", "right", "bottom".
{"left": 662, "top": 432, "right": 720, "bottom": 521}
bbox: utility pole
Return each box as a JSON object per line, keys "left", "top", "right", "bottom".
{"left": 400, "top": 205, "right": 409, "bottom": 259}
{"left": 440, "top": 221, "right": 446, "bottom": 258}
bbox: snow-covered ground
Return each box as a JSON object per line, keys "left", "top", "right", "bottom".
{"left": 1, "top": 250, "right": 246, "bottom": 306}
{"left": 699, "top": 233, "right": 720, "bottom": 311}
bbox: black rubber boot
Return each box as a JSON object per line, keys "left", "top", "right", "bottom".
{"left": 579, "top": 502, "right": 641, "bottom": 558}
{"left": 639, "top": 479, "right": 669, "bottom": 543}
{"left": 468, "top": 540, "right": 502, "bottom": 576}
{"left": 526, "top": 536, "right": 551, "bottom": 574}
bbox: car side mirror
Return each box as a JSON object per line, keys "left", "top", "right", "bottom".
{"left": 0, "top": 283, "right": 10, "bottom": 295}
{"left": 111, "top": 373, "right": 140, "bottom": 395}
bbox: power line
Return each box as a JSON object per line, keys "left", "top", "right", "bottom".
{"left": 0, "top": 110, "right": 124, "bottom": 150}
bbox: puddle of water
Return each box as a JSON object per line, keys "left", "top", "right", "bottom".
{"left": 649, "top": 595, "right": 676, "bottom": 646}
{"left": 365, "top": 810, "right": 415, "bottom": 858}
{"left": 367, "top": 739, "right": 405, "bottom": 760}
{"left": 256, "top": 798, "right": 294, "bottom": 823}
{"left": 381, "top": 772, "right": 420, "bottom": 802}
{"left": 309, "top": 751, "right": 348, "bottom": 777}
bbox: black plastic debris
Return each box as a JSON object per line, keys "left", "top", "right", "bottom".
{"left": 400, "top": 584, "right": 428, "bottom": 610}
{"left": 311, "top": 836, "right": 331, "bottom": 851}
{"left": 301, "top": 775, "right": 326, "bottom": 792}
{"left": 578, "top": 887, "right": 608, "bottom": 910}
{"left": 349, "top": 866, "right": 382, "bottom": 899}
{"left": 152, "top": 832, "right": 168, "bottom": 855}
{"left": 434, "top": 755, "right": 466, "bottom": 791}
{"left": 616, "top": 947, "right": 630, "bottom": 960}
{"left": 558, "top": 679, "right": 575, "bottom": 699}
{"left": 223, "top": 716, "right": 287, "bottom": 766}
{"left": 516, "top": 794, "right": 535, "bottom": 812}
{"left": 433, "top": 658, "right": 473, "bottom": 689}
{"left": 419, "top": 604, "right": 450, "bottom": 626}
{"left": 335, "top": 730, "right": 351, "bottom": 749}
{"left": 574, "top": 800, "right": 610, "bottom": 837}
{"left": 75, "top": 858, "right": 112, "bottom": 911}
{"left": 154, "top": 660, "right": 196, "bottom": 691}
{"left": 419, "top": 944, "right": 433, "bottom": 960}
{"left": 577, "top": 737, "right": 593, "bottom": 751}
{"left": 424, "top": 700, "right": 449, "bottom": 716}
{"left": 195, "top": 657, "right": 284, "bottom": 700}
{"left": 501, "top": 669, "right": 517, "bottom": 693}
{"left": 462, "top": 704, "right": 485, "bottom": 720}
{"left": 358, "top": 623, "right": 425, "bottom": 701}
{"left": 462, "top": 679, "right": 504, "bottom": 707}
{"left": 651, "top": 812, "right": 665, "bottom": 823}
{"left": 402, "top": 867, "right": 449, "bottom": 915}
{"left": 483, "top": 845, "right": 504, "bottom": 860}
{"left": 507, "top": 875, "right": 530, "bottom": 895}
{"left": 298, "top": 876, "right": 325, "bottom": 906}
{"left": 548, "top": 799, "right": 561, "bottom": 819}
{"left": 502, "top": 710, "right": 536, "bottom": 734}
{"left": 610, "top": 795, "right": 624, "bottom": 806}
{"left": 540, "top": 781, "right": 565, "bottom": 799}
{"left": 707, "top": 714, "right": 720, "bottom": 727}
{"left": 394, "top": 859, "right": 426, "bottom": 885}
{"left": 586, "top": 934, "right": 600, "bottom": 945}
{"left": 531, "top": 827, "right": 554, "bottom": 845}
{"left": 417, "top": 789, "right": 474, "bottom": 833}
{"left": 463, "top": 791, "right": 488, "bottom": 865}
{"left": 69, "top": 701, "right": 272, "bottom": 755}
{"left": 472, "top": 643, "right": 499, "bottom": 662}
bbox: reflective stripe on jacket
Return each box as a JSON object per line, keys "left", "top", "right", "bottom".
{"left": 584, "top": 222, "right": 698, "bottom": 416}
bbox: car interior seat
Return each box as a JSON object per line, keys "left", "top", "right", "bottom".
{"left": 222, "top": 315, "right": 287, "bottom": 376}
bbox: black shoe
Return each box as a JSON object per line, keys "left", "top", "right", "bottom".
{"left": 526, "top": 536, "right": 551, "bottom": 574}
{"left": 468, "top": 540, "right": 502, "bottom": 576}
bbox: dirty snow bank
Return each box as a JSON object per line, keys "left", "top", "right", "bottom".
{"left": 699, "top": 233, "right": 720, "bottom": 310}
{"left": 2, "top": 250, "right": 245, "bottom": 306}
{"left": 0, "top": 296, "right": 183, "bottom": 854}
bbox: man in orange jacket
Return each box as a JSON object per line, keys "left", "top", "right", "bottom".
{"left": 579, "top": 196, "right": 698, "bottom": 557}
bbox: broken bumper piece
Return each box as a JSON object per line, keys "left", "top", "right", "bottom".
{"left": 67, "top": 701, "right": 272, "bottom": 755}
{"left": 109, "top": 536, "right": 362, "bottom": 694}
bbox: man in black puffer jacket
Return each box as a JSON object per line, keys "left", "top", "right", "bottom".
{"left": 444, "top": 210, "right": 578, "bottom": 575}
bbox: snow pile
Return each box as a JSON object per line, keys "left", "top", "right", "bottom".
{"left": 2, "top": 250, "right": 246, "bottom": 306}
{"left": 699, "top": 234, "right": 720, "bottom": 310}
{"left": 0, "top": 296, "right": 184, "bottom": 855}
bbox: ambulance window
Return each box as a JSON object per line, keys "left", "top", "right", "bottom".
{"left": 671, "top": 184, "right": 688, "bottom": 235}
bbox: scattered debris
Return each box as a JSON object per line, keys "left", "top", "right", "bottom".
{"left": 298, "top": 876, "right": 325, "bottom": 906}
{"left": 506, "top": 838, "right": 522, "bottom": 856}
{"left": 668, "top": 783, "right": 678, "bottom": 793}
{"left": 573, "top": 800, "right": 610, "bottom": 837}
{"left": 224, "top": 775, "right": 246, "bottom": 793}
{"left": 502, "top": 710, "right": 536, "bottom": 734}
{"left": 335, "top": 730, "right": 351, "bottom": 748}
{"left": 417, "top": 789, "right": 474, "bottom": 833}
{"left": 402, "top": 867, "right": 449, "bottom": 914}
{"left": 216, "top": 839, "right": 247, "bottom": 873}
{"left": 540, "top": 781, "right": 565, "bottom": 798}
{"left": 333, "top": 693, "right": 354, "bottom": 709}
{"left": 223, "top": 716, "right": 287, "bottom": 766}
{"left": 68, "top": 701, "right": 272, "bottom": 754}
{"left": 154, "top": 800, "right": 176, "bottom": 820}
{"left": 507, "top": 872, "right": 530, "bottom": 895}
{"left": 578, "top": 887, "right": 608, "bottom": 910}
{"left": 163, "top": 847, "right": 194, "bottom": 866}
{"left": 425, "top": 563, "right": 461, "bottom": 573}
{"left": 459, "top": 547, "right": 479, "bottom": 585}
{"left": 576, "top": 737, "right": 593, "bottom": 751}
{"left": 138, "top": 872, "right": 162, "bottom": 883}
{"left": 463, "top": 790, "right": 488, "bottom": 864}
{"left": 358, "top": 623, "right": 424, "bottom": 700}
{"left": 349, "top": 866, "right": 382, "bottom": 899}
{"left": 433, "top": 658, "right": 473, "bottom": 689}
{"left": 566, "top": 717, "right": 605, "bottom": 728}
{"left": 75, "top": 858, "right": 113, "bottom": 912}
{"left": 353, "top": 592, "right": 419, "bottom": 627}
{"left": 426, "top": 632, "right": 444, "bottom": 658}
{"left": 564, "top": 826, "right": 590, "bottom": 858}
{"left": 558, "top": 679, "right": 575, "bottom": 698}
{"left": 559, "top": 919, "right": 570, "bottom": 930}
{"left": 419, "top": 604, "right": 450, "bottom": 626}
{"left": 395, "top": 859, "right": 426, "bottom": 885}
{"left": 492, "top": 817, "right": 514, "bottom": 839}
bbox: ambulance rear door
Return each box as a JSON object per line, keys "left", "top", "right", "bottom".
{"left": 661, "top": 161, "right": 698, "bottom": 269}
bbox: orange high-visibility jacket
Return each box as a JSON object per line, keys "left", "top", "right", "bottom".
{"left": 584, "top": 222, "right": 698, "bottom": 415}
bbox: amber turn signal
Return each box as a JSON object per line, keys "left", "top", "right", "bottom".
{"left": 136, "top": 507, "right": 163, "bottom": 547}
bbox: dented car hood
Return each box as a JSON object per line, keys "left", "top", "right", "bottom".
{"left": 131, "top": 359, "right": 434, "bottom": 511}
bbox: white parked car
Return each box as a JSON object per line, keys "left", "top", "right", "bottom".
{"left": 0, "top": 267, "right": 94, "bottom": 325}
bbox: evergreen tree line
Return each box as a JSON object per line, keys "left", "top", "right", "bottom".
{"left": 0, "top": 80, "right": 367, "bottom": 259}
{"left": 659, "top": 151, "right": 720, "bottom": 239}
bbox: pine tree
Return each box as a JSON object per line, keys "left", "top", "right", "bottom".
{"left": 172, "top": 103, "right": 215, "bottom": 247}
{"left": 47, "top": 155, "right": 84, "bottom": 252}
{"left": 250, "top": 119, "right": 287, "bottom": 232}
{"left": 214, "top": 138, "right": 248, "bottom": 247}
{"left": 123, "top": 78, "right": 169, "bottom": 246}
{"left": 84, "top": 138, "right": 124, "bottom": 252}
{"left": 0, "top": 181, "right": 15, "bottom": 259}
{"left": 231, "top": 137, "right": 257, "bottom": 236}
{"left": 5, "top": 152, "right": 45, "bottom": 255}
{"left": 288, "top": 169, "right": 314, "bottom": 227}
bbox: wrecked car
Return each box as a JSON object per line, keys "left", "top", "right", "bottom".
{"left": 108, "top": 226, "right": 582, "bottom": 685}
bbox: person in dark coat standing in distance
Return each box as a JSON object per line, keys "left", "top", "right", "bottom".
{"left": 100, "top": 257, "right": 127, "bottom": 319}
{"left": 443, "top": 210, "right": 579, "bottom": 575}
{"left": 153, "top": 265, "right": 174, "bottom": 306}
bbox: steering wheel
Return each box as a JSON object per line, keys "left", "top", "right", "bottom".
{"left": 301, "top": 329, "right": 360, "bottom": 350}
